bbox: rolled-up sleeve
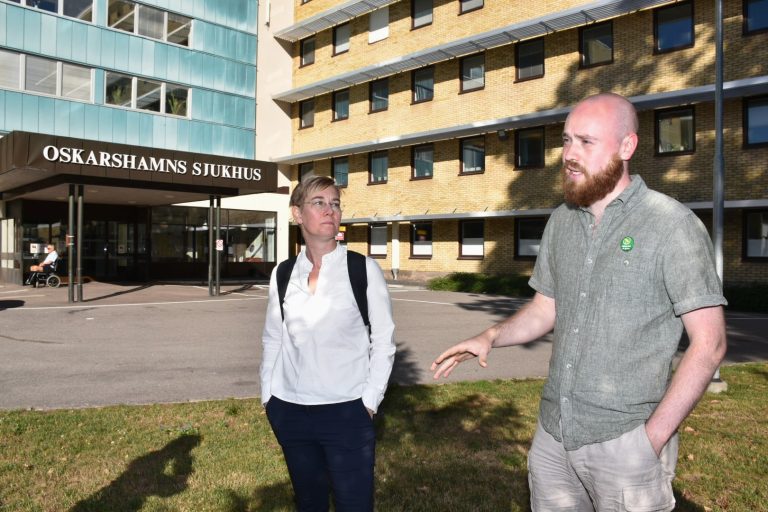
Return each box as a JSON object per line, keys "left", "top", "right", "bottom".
{"left": 361, "top": 258, "right": 396, "bottom": 413}
{"left": 260, "top": 266, "right": 284, "bottom": 405}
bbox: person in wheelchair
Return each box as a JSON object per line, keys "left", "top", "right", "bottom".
{"left": 25, "top": 244, "right": 59, "bottom": 286}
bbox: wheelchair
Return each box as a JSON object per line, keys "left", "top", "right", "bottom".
{"left": 25, "top": 259, "right": 62, "bottom": 288}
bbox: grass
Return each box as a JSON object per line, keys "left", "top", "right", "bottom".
{"left": 1, "top": 363, "right": 766, "bottom": 511}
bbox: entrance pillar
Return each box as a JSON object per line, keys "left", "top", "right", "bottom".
{"left": 215, "top": 196, "right": 221, "bottom": 296}
{"left": 76, "top": 185, "right": 84, "bottom": 302}
{"left": 67, "top": 185, "right": 74, "bottom": 303}
{"left": 208, "top": 195, "right": 214, "bottom": 296}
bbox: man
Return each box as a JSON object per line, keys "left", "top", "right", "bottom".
{"left": 30, "top": 244, "right": 58, "bottom": 273}
{"left": 432, "top": 93, "right": 726, "bottom": 511}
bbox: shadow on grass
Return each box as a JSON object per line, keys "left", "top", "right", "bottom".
{"left": 69, "top": 434, "right": 201, "bottom": 512}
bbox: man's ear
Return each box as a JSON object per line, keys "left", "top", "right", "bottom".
{"left": 619, "top": 133, "right": 638, "bottom": 161}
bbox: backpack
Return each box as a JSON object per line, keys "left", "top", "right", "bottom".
{"left": 275, "top": 250, "right": 370, "bottom": 329}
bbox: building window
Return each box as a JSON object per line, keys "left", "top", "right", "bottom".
{"left": 460, "top": 220, "right": 484, "bottom": 258}
{"left": 370, "top": 78, "right": 389, "bottom": 112}
{"left": 580, "top": 21, "right": 613, "bottom": 67}
{"left": 460, "top": 0, "right": 483, "bottom": 14}
{"left": 62, "top": 63, "right": 92, "bottom": 101}
{"left": 165, "top": 85, "right": 188, "bottom": 117}
{"left": 105, "top": 73, "right": 187, "bottom": 116}
{"left": 744, "top": 0, "right": 768, "bottom": 34}
{"left": 412, "top": 66, "right": 434, "bottom": 103}
{"left": 299, "top": 99, "right": 314, "bottom": 128}
{"left": 369, "top": 151, "right": 388, "bottom": 184}
{"left": 25, "top": 56, "right": 57, "bottom": 96}
{"left": 108, "top": 1, "right": 191, "bottom": 46}
{"left": 300, "top": 37, "right": 315, "bottom": 66}
{"left": 369, "top": 224, "right": 388, "bottom": 257}
{"left": 369, "top": 6, "right": 389, "bottom": 43}
{"left": 298, "top": 162, "right": 314, "bottom": 182}
{"left": 0, "top": 49, "right": 20, "bottom": 90}
{"left": 333, "top": 23, "right": 351, "bottom": 55}
{"left": 516, "top": 127, "right": 545, "bottom": 168}
{"left": 516, "top": 37, "right": 544, "bottom": 81}
{"left": 654, "top": 1, "right": 694, "bottom": 53}
{"left": 516, "top": 217, "right": 547, "bottom": 258}
{"left": 460, "top": 53, "right": 485, "bottom": 92}
{"left": 412, "top": 144, "right": 434, "bottom": 179}
{"left": 333, "top": 157, "right": 349, "bottom": 187}
{"left": 412, "top": 0, "right": 433, "bottom": 28}
{"left": 136, "top": 79, "right": 162, "bottom": 112}
{"left": 745, "top": 211, "right": 768, "bottom": 258}
{"left": 656, "top": 107, "right": 695, "bottom": 154}
{"left": 411, "top": 222, "right": 433, "bottom": 258}
{"left": 460, "top": 136, "right": 485, "bottom": 174}
{"left": 333, "top": 89, "right": 350, "bottom": 121}
{"left": 105, "top": 72, "right": 133, "bottom": 107}
{"left": 745, "top": 96, "right": 768, "bottom": 147}
{"left": 15, "top": 0, "right": 93, "bottom": 21}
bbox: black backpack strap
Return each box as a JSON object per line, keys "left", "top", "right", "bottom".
{"left": 346, "top": 250, "right": 370, "bottom": 329}
{"left": 276, "top": 256, "right": 297, "bottom": 321}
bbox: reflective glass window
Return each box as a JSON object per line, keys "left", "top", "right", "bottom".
{"left": 299, "top": 162, "right": 314, "bottom": 182}
{"left": 136, "top": 78, "right": 161, "bottom": 112}
{"left": 746, "top": 96, "right": 768, "bottom": 146}
{"left": 412, "top": 66, "right": 434, "bottom": 103}
{"left": 460, "top": 0, "right": 483, "bottom": 13}
{"left": 580, "top": 22, "right": 613, "bottom": 67}
{"left": 62, "top": 63, "right": 91, "bottom": 100}
{"left": 461, "top": 53, "right": 484, "bottom": 92}
{"left": 0, "top": 50, "right": 21, "bottom": 90}
{"left": 655, "top": 2, "right": 693, "bottom": 52}
{"left": 333, "top": 89, "right": 349, "bottom": 121}
{"left": 333, "top": 157, "right": 349, "bottom": 187}
{"left": 370, "top": 78, "right": 388, "bottom": 112}
{"left": 746, "top": 211, "right": 768, "bottom": 258}
{"left": 138, "top": 4, "right": 164, "bottom": 40}
{"left": 333, "top": 23, "right": 350, "bottom": 55}
{"left": 656, "top": 107, "right": 695, "bottom": 154}
{"left": 516, "top": 217, "right": 546, "bottom": 257}
{"left": 25, "top": 55, "right": 57, "bottom": 95}
{"left": 165, "top": 85, "right": 188, "bottom": 116}
{"left": 64, "top": 0, "right": 93, "bottom": 21}
{"left": 105, "top": 72, "right": 132, "bottom": 107}
{"left": 299, "top": 99, "right": 314, "bottom": 128}
{"left": 745, "top": 0, "right": 768, "bottom": 33}
{"left": 108, "top": 0, "right": 135, "bottom": 32}
{"left": 300, "top": 37, "right": 315, "bottom": 66}
{"left": 369, "top": 224, "right": 388, "bottom": 256}
{"left": 411, "top": 222, "right": 432, "bottom": 257}
{"left": 460, "top": 220, "right": 484, "bottom": 257}
{"left": 412, "top": 0, "right": 432, "bottom": 28}
{"left": 413, "top": 144, "right": 434, "bottom": 178}
{"left": 28, "top": 0, "right": 58, "bottom": 14}
{"left": 461, "top": 136, "right": 485, "bottom": 174}
{"left": 167, "top": 12, "right": 191, "bottom": 46}
{"left": 516, "top": 38, "right": 544, "bottom": 81}
{"left": 516, "top": 127, "right": 545, "bottom": 168}
{"left": 369, "top": 150, "right": 388, "bottom": 183}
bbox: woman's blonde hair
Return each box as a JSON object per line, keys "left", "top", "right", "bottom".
{"left": 289, "top": 176, "right": 340, "bottom": 207}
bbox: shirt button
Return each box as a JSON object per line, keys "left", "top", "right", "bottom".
{"left": 587, "top": 258, "right": 593, "bottom": 264}
{"left": 566, "top": 363, "right": 572, "bottom": 369}
{"left": 573, "top": 328, "right": 579, "bottom": 334}
{"left": 579, "top": 292, "right": 586, "bottom": 298}
{"left": 562, "top": 397, "right": 569, "bottom": 403}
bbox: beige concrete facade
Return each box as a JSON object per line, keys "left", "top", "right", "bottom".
{"left": 270, "top": 0, "right": 768, "bottom": 285}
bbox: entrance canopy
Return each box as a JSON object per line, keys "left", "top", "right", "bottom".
{"left": 0, "top": 131, "right": 278, "bottom": 204}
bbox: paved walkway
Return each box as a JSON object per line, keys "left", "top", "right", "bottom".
{"left": 1, "top": 281, "right": 766, "bottom": 410}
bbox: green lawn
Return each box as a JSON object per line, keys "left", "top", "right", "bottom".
{"left": 1, "top": 363, "right": 766, "bottom": 511}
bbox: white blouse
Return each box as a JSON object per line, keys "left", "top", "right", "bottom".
{"left": 260, "top": 244, "right": 396, "bottom": 413}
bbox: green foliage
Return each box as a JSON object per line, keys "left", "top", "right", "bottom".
{"left": 724, "top": 284, "right": 768, "bottom": 313}
{"left": 428, "top": 272, "right": 535, "bottom": 297}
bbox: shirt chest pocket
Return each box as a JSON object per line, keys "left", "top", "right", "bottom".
{"left": 604, "top": 250, "right": 657, "bottom": 307}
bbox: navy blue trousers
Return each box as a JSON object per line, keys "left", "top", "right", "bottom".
{"left": 266, "top": 396, "right": 376, "bottom": 512}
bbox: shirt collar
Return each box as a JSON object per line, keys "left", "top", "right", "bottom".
{"left": 297, "top": 243, "right": 345, "bottom": 269}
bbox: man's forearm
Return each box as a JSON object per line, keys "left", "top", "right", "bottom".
{"left": 490, "top": 292, "right": 556, "bottom": 348}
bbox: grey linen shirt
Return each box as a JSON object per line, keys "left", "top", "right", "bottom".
{"left": 529, "top": 175, "right": 726, "bottom": 451}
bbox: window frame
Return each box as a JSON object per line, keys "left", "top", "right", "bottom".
{"left": 333, "top": 88, "right": 350, "bottom": 122}
{"left": 655, "top": 106, "right": 696, "bottom": 155}
{"left": 369, "top": 6, "right": 389, "bottom": 44}
{"left": 107, "top": 0, "right": 191, "bottom": 47}
{"left": 412, "top": 0, "right": 433, "bottom": 29}
{"left": 744, "top": 95, "right": 768, "bottom": 148}
{"left": 332, "top": 156, "right": 349, "bottom": 187}
{"left": 460, "top": 136, "right": 486, "bottom": 175}
{"left": 333, "top": 22, "right": 351, "bottom": 56}
{"left": 579, "top": 21, "right": 614, "bottom": 68}
{"left": 412, "top": 66, "right": 435, "bottom": 104}
{"left": 299, "top": 99, "right": 315, "bottom": 129}
{"left": 653, "top": 1, "right": 694, "bottom": 54}
{"left": 16, "top": 0, "right": 93, "bottom": 22}
{"left": 459, "top": 0, "right": 484, "bottom": 15}
{"left": 743, "top": 209, "right": 768, "bottom": 260}
{"left": 411, "top": 222, "right": 433, "bottom": 259}
{"left": 368, "top": 223, "right": 388, "bottom": 258}
{"left": 412, "top": 143, "right": 434, "bottom": 180}
{"left": 743, "top": 0, "right": 768, "bottom": 35}
{"left": 298, "top": 162, "right": 314, "bottom": 182}
{"left": 515, "top": 37, "right": 545, "bottom": 82}
{"left": 459, "top": 219, "right": 484, "bottom": 259}
{"left": 460, "top": 52, "right": 485, "bottom": 93}
{"left": 300, "top": 36, "right": 315, "bottom": 67}
{"left": 369, "top": 150, "right": 388, "bottom": 184}
{"left": 515, "top": 217, "right": 547, "bottom": 260}
{"left": 515, "top": 126, "right": 546, "bottom": 169}
{"left": 369, "top": 78, "right": 389, "bottom": 113}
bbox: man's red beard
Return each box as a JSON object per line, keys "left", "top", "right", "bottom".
{"left": 561, "top": 154, "right": 625, "bottom": 207}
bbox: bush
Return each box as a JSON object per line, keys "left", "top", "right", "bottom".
{"left": 724, "top": 284, "right": 768, "bottom": 313}
{"left": 427, "top": 272, "right": 534, "bottom": 297}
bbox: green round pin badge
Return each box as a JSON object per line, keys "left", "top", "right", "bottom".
{"left": 620, "top": 236, "right": 634, "bottom": 252}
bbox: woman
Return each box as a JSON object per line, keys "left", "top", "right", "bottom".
{"left": 260, "top": 176, "right": 396, "bottom": 511}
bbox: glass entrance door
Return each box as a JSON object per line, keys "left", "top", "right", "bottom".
{"left": 81, "top": 220, "right": 146, "bottom": 281}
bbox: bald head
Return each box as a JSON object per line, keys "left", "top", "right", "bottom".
{"left": 571, "top": 93, "right": 639, "bottom": 143}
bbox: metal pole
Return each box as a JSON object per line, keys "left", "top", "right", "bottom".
{"left": 68, "top": 184, "right": 74, "bottom": 303}
{"left": 208, "top": 195, "right": 214, "bottom": 296}
{"left": 76, "top": 185, "right": 84, "bottom": 302}
{"left": 711, "top": 0, "right": 725, "bottom": 388}
{"left": 216, "top": 196, "right": 221, "bottom": 297}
